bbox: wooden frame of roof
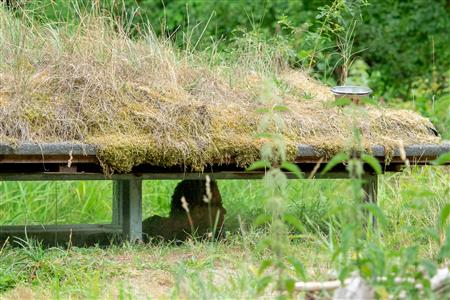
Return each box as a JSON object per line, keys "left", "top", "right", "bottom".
{"left": 0, "top": 142, "right": 448, "bottom": 245}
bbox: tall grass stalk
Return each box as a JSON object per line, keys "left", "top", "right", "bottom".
{"left": 246, "top": 80, "right": 306, "bottom": 296}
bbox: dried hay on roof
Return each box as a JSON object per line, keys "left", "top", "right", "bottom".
{"left": 0, "top": 10, "right": 440, "bottom": 173}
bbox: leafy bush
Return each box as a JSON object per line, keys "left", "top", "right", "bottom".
{"left": 9, "top": 0, "right": 450, "bottom": 102}
{"left": 357, "top": 0, "right": 450, "bottom": 98}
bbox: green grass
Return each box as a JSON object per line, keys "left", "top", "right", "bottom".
{"left": 0, "top": 181, "right": 112, "bottom": 225}
{"left": 0, "top": 178, "right": 349, "bottom": 228}
{"left": 0, "top": 166, "right": 448, "bottom": 298}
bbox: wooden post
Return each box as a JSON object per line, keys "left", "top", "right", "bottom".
{"left": 113, "top": 178, "right": 143, "bottom": 242}
{"left": 362, "top": 174, "right": 378, "bottom": 226}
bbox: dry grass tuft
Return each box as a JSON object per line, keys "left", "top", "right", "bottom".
{"left": 0, "top": 9, "right": 440, "bottom": 172}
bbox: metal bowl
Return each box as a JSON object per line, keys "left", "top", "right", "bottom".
{"left": 331, "top": 86, "right": 373, "bottom": 96}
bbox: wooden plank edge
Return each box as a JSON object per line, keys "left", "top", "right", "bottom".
{"left": 0, "top": 171, "right": 354, "bottom": 181}
{"left": 0, "top": 142, "right": 448, "bottom": 159}
{"left": 0, "top": 224, "right": 121, "bottom": 234}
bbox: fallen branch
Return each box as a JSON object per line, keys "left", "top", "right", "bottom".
{"left": 295, "top": 267, "right": 450, "bottom": 299}
{"left": 295, "top": 279, "right": 344, "bottom": 291}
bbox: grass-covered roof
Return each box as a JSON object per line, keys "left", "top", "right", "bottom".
{"left": 0, "top": 10, "right": 440, "bottom": 173}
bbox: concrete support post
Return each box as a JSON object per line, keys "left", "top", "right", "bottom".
{"left": 113, "top": 178, "right": 142, "bottom": 242}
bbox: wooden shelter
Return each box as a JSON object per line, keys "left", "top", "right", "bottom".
{"left": 0, "top": 142, "right": 448, "bottom": 245}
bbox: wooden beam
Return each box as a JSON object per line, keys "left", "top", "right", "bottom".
{"left": 0, "top": 224, "right": 121, "bottom": 246}
{"left": 0, "top": 171, "right": 356, "bottom": 181}
{"left": 0, "top": 142, "right": 448, "bottom": 164}
{"left": 0, "top": 155, "right": 97, "bottom": 164}
{"left": 0, "top": 143, "right": 96, "bottom": 156}
{"left": 0, "top": 224, "right": 121, "bottom": 233}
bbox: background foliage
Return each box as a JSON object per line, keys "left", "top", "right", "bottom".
{"left": 14, "top": 1, "right": 449, "bottom": 92}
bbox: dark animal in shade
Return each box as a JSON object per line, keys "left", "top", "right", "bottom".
{"left": 143, "top": 179, "right": 226, "bottom": 241}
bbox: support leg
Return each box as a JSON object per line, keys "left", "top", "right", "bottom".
{"left": 362, "top": 174, "right": 378, "bottom": 226}
{"left": 112, "top": 182, "right": 122, "bottom": 226}
{"left": 113, "top": 178, "right": 143, "bottom": 242}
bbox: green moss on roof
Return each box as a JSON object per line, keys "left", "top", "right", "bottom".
{"left": 0, "top": 10, "right": 440, "bottom": 173}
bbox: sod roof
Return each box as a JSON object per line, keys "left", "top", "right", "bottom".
{"left": 0, "top": 10, "right": 441, "bottom": 173}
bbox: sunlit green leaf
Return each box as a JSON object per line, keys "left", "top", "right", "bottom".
{"left": 361, "top": 97, "right": 377, "bottom": 105}
{"left": 280, "top": 161, "right": 303, "bottom": 179}
{"left": 287, "top": 256, "right": 306, "bottom": 279}
{"left": 284, "top": 278, "right": 296, "bottom": 293}
{"left": 256, "top": 275, "right": 272, "bottom": 294}
{"left": 256, "top": 107, "right": 270, "bottom": 114}
{"left": 438, "top": 204, "right": 450, "bottom": 231}
{"left": 432, "top": 151, "right": 450, "bottom": 165}
{"left": 334, "top": 97, "right": 352, "bottom": 107}
{"left": 283, "top": 215, "right": 305, "bottom": 232}
{"left": 256, "top": 132, "right": 276, "bottom": 139}
{"left": 254, "top": 214, "right": 271, "bottom": 226}
{"left": 246, "top": 160, "right": 271, "bottom": 172}
{"left": 321, "top": 152, "right": 349, "bottom": 174}
{"left": 361, "top": 153, "right": 382, "bottom": 174}
{"left": 298, "top": 50, "right": 311, "bottom": 60}
{"left": 258, "top": 259, "right": 273, "bottom": 275}
{"left": 359, "top": 261, "right": 372, "bottom": 278}
{"left": 273, "top": 104, "right": 289, "bottom": 112}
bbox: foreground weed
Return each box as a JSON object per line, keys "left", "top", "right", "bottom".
{"left": 247, "top": 80, "right": 305, "bottom": 297}
{"left": 321, "top": 122, "right": 450, "bottom": 298}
